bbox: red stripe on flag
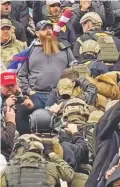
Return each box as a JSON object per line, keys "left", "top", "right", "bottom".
{"left": 13, "top": 57, "right": 29, "bottom": 61}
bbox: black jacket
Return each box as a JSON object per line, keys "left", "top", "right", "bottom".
{"left": 27, "top": 1, "right": 46, "bottom": 25}
{"left": 1, "top": 122, "right": 16, "bottom": 161}
{"left": 71, "top": 1, "right": 114, "bottom": 37}
{"left": 79, "top": 58, "right": 109, "bottom": 77}
{"left": 97, "top": 153, "right": 120, "bottom": 187}
{"left": 61, "top": 132, "right": 89, "bottom": 171}
{"left": 11, "top": 19, "right": 27, "bottom": 42}
{"left": 85, "top": 101, "right": 120, "bottom": 187}
{"left": 108, "top": 61, "right": 120, "bottom": 71}
{"left": 11, "top": 1, "right": 29, "bottom": 29}
{"left": 110, "top": 1, "right": 120, "bottom": 38}
{"left": 46, "top": 78, "right": 97, "bottom": 106}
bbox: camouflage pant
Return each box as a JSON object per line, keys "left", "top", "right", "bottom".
{"left": 47, "top": 154, "right": 88, "bottom": 187}
{"left": 48, "top": 166, "right": 88, "bottom": 187}
{"left": 69, "top": 173, "right": 88, "bottom": 187}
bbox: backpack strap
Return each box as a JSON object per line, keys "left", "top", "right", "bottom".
{"left": 76, "top": 37, "right": 83, "bottom": 46}
{"left": 84, "top": 60, "right": 96, "bottom": 71}
{"left": 87, "top": 31, "right": 98, "bottom": 41}
{"left": 26, "top": 44, "right": 35, "bottom": 74}
{"left": 66, "top": 48, "right": 70, "bottom": 68}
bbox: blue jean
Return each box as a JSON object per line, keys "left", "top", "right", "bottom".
{"left": 30, "top": 92, "right": 49, "bottom": 109}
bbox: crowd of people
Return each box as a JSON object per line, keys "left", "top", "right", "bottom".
{"left": 1, "top": 0, "right": 120, "bottom": 187}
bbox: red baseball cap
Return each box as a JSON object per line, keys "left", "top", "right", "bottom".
{"left": 1, "top": 72, "right": 17, "bottom": 86}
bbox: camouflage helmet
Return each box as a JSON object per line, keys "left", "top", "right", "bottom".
{"left": 11, "top": 134, "right": 44, "bottom": 159}
{"left": 57, "top": 78, "right": 74, "bottom": 96}
{"left": 80, "top": 12, "right": 103, "bottom": 27}
{"left": 80, "top": 40, "right": 100, "bottom": 54}
{"left": 17, "top": 134, "right": 44, "bottom": 151}
{"left": 62, "top": 98, "right": 90, "bottom": 126}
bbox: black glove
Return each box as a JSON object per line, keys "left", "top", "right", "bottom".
{"left": 43, "top": 142, "right": 54, "bottom": 156}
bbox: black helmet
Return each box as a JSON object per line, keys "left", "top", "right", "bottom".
{"left": 29, "top": 109, "right": 57, "bottom": 133}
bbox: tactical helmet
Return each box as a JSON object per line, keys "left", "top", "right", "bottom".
{"left": 29, "top": 109, "right": 57, "bottom": 133}
{"left": 16, "top": 134, "right": 44, "bottom": 152}
{"left": 80, "top": 40, "right": 100, "bottom": 55}
{"left": 80, "top": 12, "right": 103, "bottom": 27}
{"left": 57, "top": 78, "right": 73, "bottom": 96}
{"left": 62, "top": 98, "right": 90, "bottom": 126}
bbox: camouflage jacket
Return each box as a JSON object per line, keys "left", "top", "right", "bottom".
{"left": 2, "top": 153, "right": 87, "bottom": 187}
{"left": 1, "top": 36, "right": 26, "bottom": 68}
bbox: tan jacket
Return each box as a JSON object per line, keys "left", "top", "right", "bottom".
{"left": 88, "top": 72, "right": 120, "bottom": 100}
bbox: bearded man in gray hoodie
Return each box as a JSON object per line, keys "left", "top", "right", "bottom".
{"left": 18, "top": 20, "right": 76, "bottom": 110}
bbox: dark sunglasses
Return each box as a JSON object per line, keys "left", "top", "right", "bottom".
{"left": 50, "top": 3, "right": 61, "bottom": 8}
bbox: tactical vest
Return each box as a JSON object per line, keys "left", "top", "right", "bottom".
{"left": 77, "top": 32, "right": 119, "bottom": 63}
{"left": 6, "top": 134, "right": 50, "bottom": 187}
{"left": 54, "top": 88, "right": 84, "bottom": 129}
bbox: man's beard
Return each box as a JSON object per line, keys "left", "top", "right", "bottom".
{"left": 39, "top": 32, "right": 60, "bottom": 56}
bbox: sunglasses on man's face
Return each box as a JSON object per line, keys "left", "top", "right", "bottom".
{"left": 50, "top": 3, "right": 61, "bottom": 8}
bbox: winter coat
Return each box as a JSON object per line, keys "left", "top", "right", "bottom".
{"left": 110, "top": 1, "right": 120, "bottom": 38}
{"left": 85, "top": 101, "right": 120, "bottom": 187}
{"left": 1, "top": 36, "right": 26, "bottom": 68}
{"left": 61, "top": 132, "right": 89, "bottom": 171}
{"left": 18, "top": 41, "right": 76, "bottom": 95}
{"left": 1, "top": 122, "right": 16, "bottom": 161}
{"left": 11, "top": 1, "right": 29, "bottom": 29}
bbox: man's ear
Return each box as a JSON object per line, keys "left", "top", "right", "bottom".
{"left": 35, "top": 31, "right": 39, "bottom": 37}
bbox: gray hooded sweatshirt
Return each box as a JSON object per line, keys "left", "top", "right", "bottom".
{"left": 18, "top": 42, "right": 76, "bottom": 94}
